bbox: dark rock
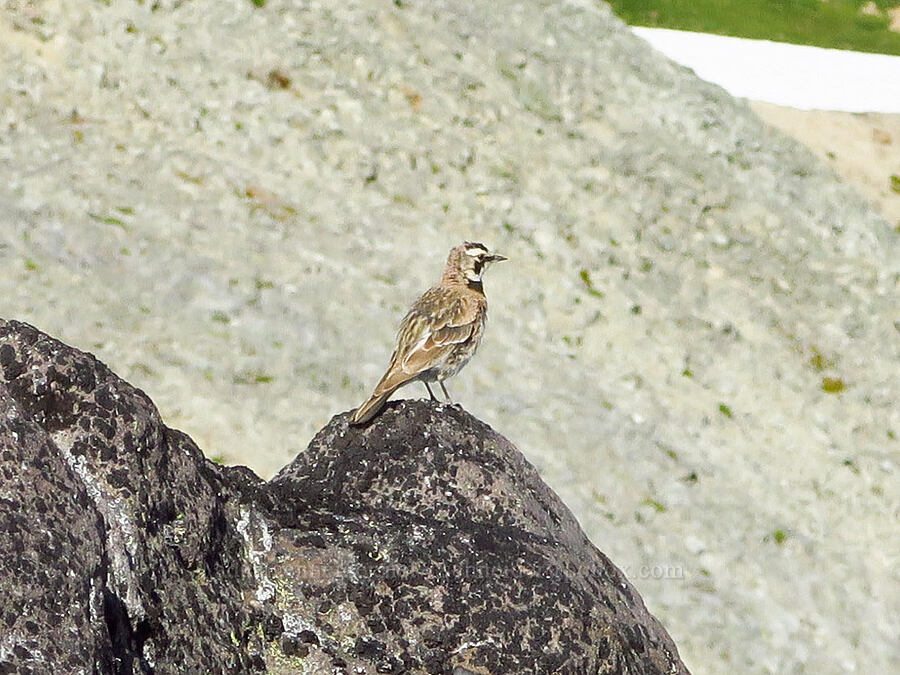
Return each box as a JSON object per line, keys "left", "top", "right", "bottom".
{"left": 0, "top": 319, "right": 267, "bottom": 673}
{"left": 0, "top": 318, "right": 688, "bottom": 674}
{"left": 262, "top": 611, "right": 284, "bottom": 641}
{"left": 265, "top": 400, "right": 688, "bottom": 674}
{"left": 279, "top": 633, "right": 309, "bottom": 658}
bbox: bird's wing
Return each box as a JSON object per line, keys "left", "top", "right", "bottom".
{"left": 423, "top": 322, "right": 474, "bottom": 351}
{"left": 399, "top": 289, "right": 479, "bottom": 373}
{"left": 370, "top": 288, "right": 479, "bottom": 396}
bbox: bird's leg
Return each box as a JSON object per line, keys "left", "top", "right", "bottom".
{"left": 439, "top": 380, "right": 453, "bottom": 404}
{"left": 424, "top": 382, "right": 438, "bottom": 401}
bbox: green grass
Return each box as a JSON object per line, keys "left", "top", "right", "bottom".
{"left": 578, "top": 269, "right": 605, "bottom": 298}
{"left": 640, "top": 498, "right": 668, "bottom": 513}
{"left": 890, "top": 174, "right": 900, "bottom": 193}
{"left": 233, "top": 370, "right": 274, "bottom": 385}
{"left": 607, "top": 0, "right": 900, "bottom": 55}
{"left": 821, "top": 376, "right": 847, "bottom": 393}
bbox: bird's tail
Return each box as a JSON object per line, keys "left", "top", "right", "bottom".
{"left": 349, "top": 386, "right": 397, "bottom": 426}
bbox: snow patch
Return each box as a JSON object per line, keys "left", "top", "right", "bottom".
{"left": 633, "top": 27, "right": 900, "bottom": 112}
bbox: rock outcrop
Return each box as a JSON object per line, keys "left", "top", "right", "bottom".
{"left": 266, "top": 402, "right": 686, "bottom": 674}
{"left": 0, "top": 318, "right": 266, "bottom": 672}
{"left": 0, "top": 318, "right": 688, "bottom": 674}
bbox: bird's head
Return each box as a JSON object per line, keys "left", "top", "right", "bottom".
{"left": 445, "top": 241, "right": 507, "bottom": 286}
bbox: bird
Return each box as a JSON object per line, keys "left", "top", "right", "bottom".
{"left": 350, "top": 242, "right": 506, "bottom": 425}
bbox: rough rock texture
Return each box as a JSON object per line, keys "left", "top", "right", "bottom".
{"left": 0, "top": 318, "right": 688, "bottom": 674}
{"left": 0, "top": 318, "right": 267, "bottom": 672}
{"left": 2, "top": 2, "right": 897, "bottom": 672}
{"left": 266, "top": 401, "right": 686, "bottom": 674}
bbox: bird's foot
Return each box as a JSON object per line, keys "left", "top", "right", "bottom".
{"left": 438, "top": 381, "right": 453, "bottom": 404}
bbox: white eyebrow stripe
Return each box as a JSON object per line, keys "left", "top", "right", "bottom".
{"left": 465, "top": 247, "right": 488, "bottom": 256}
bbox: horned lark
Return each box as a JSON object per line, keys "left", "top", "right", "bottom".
{"left": 350, "top": 242, "right": 506, "bottom": 425}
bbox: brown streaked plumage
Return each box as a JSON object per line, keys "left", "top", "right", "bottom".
{"left": 350, "top": 242, "right": 506, "bottom": 425}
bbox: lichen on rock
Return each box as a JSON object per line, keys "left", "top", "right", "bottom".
{"left": 0, "top": 318, "right": 687, "bottom": 673}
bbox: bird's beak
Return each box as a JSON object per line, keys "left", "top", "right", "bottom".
{"left": 487, "top": 253, "right": 507, "bottom": 263}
